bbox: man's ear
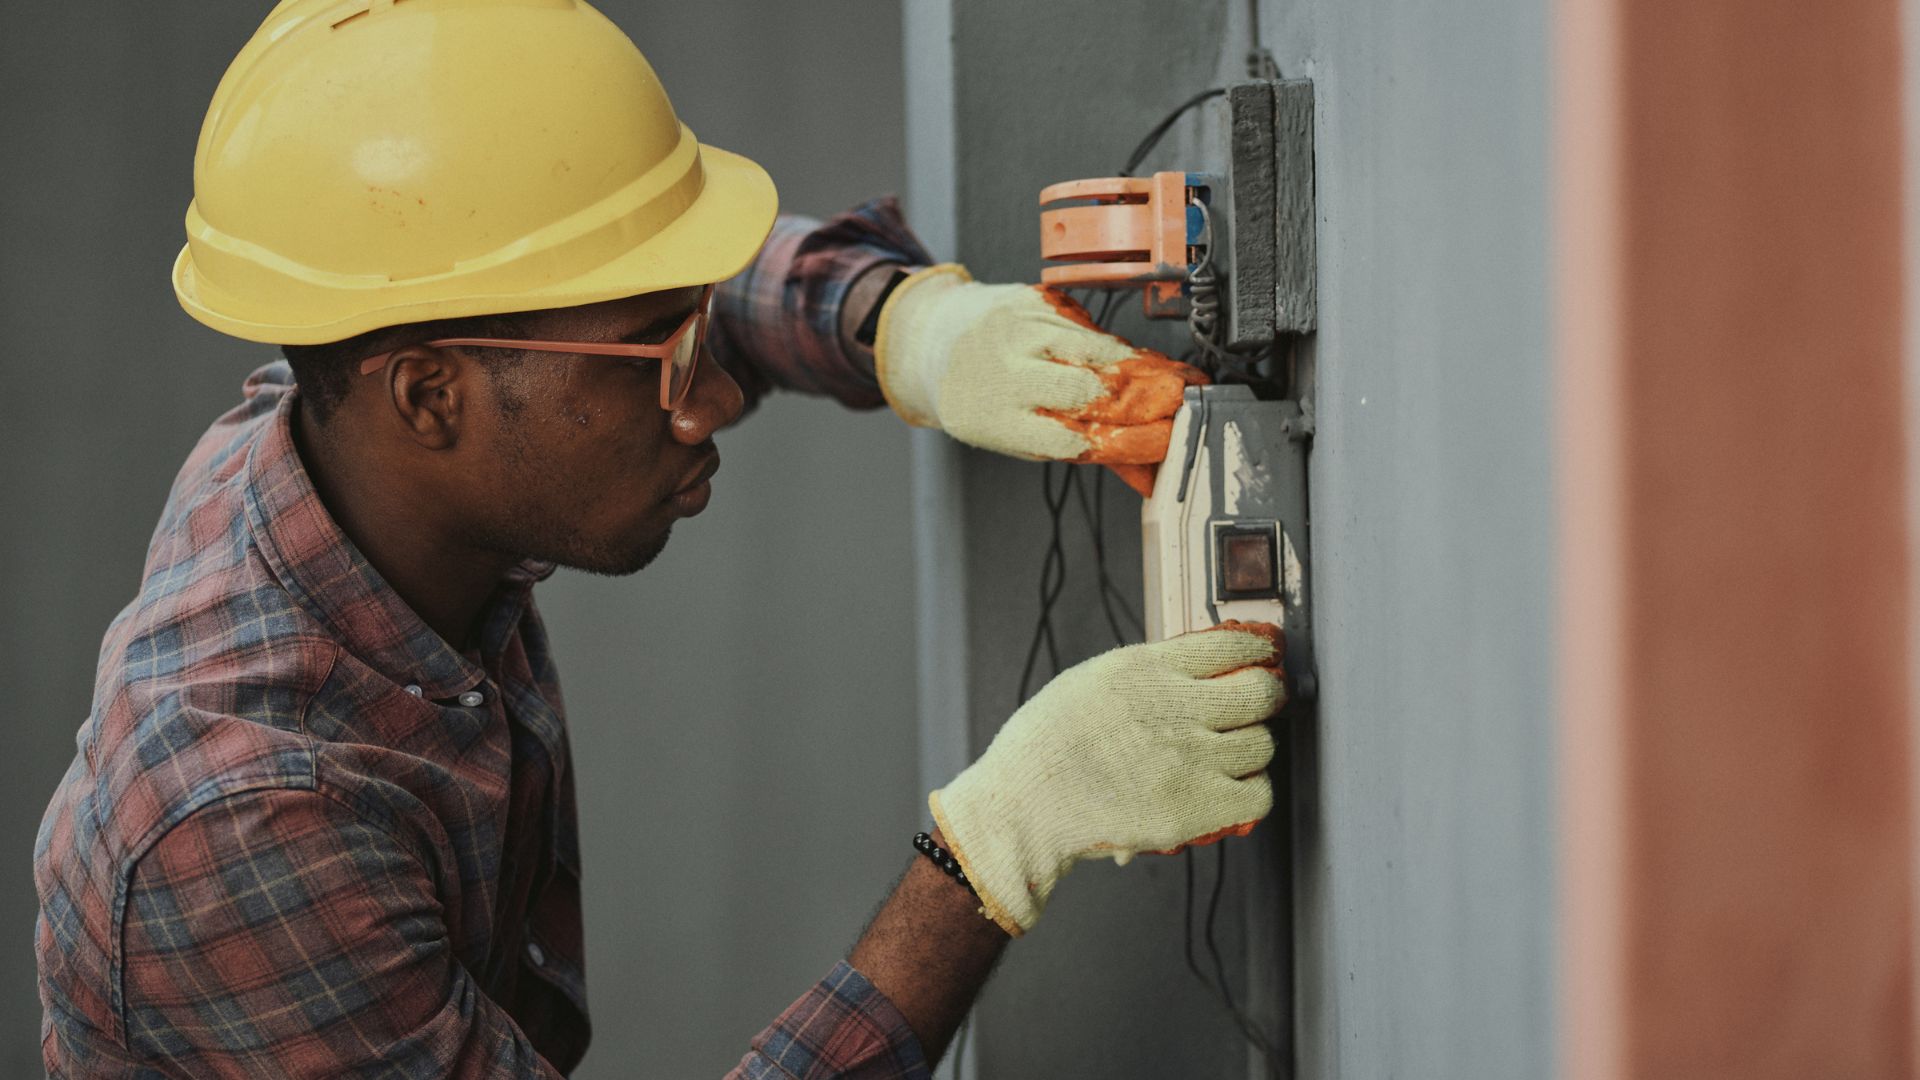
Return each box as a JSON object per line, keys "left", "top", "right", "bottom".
{"left": 381, "top": 345, "right": 470, "bottom": 450}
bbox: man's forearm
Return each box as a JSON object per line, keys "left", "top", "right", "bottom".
{"left": 849, "top": 829, "right": 1010, "bottom": 1065}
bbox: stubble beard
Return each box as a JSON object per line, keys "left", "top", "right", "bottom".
{"left": 476, "top": 431, "right": 675, "bottom": 578}
{"left": 467, "top": 507, "right": 673, "bottom": 578}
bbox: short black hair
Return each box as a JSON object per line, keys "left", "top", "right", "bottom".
{"left": 282, "top": 309, "right": 542, "bottom": 424}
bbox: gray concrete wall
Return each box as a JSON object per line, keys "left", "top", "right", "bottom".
{"left": 1259, "top": 2, "right": 1557, "bottom": 1075}
{"left": 921, "top": 0, "right": 1556, "bottom": 1075}
{"left": 0, "top": 4, "right": 914, "bottom": 1078}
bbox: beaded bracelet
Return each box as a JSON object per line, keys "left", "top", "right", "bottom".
{"left": 912, "top": 831, "right": 979, "bottom": 899}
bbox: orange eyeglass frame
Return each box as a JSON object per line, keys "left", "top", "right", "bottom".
{"left": 356, "top": 285, "right": 714, "bottom": 410}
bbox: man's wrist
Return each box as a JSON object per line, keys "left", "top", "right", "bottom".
{"left": 839, "top": 262, "right": 917, "bottom": 379}
{"left": 846, "top": 827, "right": 1012, "bottom": 1064}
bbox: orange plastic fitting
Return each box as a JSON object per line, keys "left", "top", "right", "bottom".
{"left": 1039, "top": 171, "right": 1207, "bottom": 319}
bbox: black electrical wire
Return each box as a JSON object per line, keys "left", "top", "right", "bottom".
{"left": 1017, "top": 285, "right": 1136, "bottom": 703}
{"left": 1117, "top": 82, "right": 1293, "bottom": 1079}
{"left": 1085, "top": 299, "right": 1134, "bottom": 642}
{"left": 1182, "top": 847, "right": 1212, "bottom": 988}
{"left": 1185, "top": 846, "right": 1289, "bottom": 1078}
{"left": 997, "top": 78, "right": 1294, "bottom": 1080}
{"left": 1203, "top": 844, "right": 1235, "bottom": 1005}
{"left": 1015, "top": 462, "right": 1079, "bottom": 704}
{"left": 1074, "top": 468, "right": 1144, "bottom": 646}
{"left": 1067, "top": 280, "right": 1288, "bottom": 1077}
{"left": 1120, "top": 87, "right": 1227, "bottom": 179}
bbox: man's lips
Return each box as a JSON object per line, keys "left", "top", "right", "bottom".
{"left": 672, "top": 451, "right": 720, "bottom": 497}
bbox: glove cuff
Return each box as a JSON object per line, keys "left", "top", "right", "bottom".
{"left": 873, "top": 262, "right": 974, "bottom": 428}
{"left": 928, "top": 783, "right": 1042, "bottom": 937}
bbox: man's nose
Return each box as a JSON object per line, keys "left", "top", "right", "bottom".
{"left": 669, "top": 346, "right": 744, "bottom": 445}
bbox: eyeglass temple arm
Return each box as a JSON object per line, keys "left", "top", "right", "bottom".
{"left": 358, "top": 338, "right": 677, "bottom": 376}
{"left": 356, "top": 286, "right": 710, "bottom": 376}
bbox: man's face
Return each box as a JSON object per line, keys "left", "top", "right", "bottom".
{"left": 454, "top": 286, "right": 745, "bottom": 576}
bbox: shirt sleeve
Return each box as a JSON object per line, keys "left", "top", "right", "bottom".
{"left": 728, "top": 962, "right": 931, "bottom": 1080}
{"left": 118, "top": 788, "right": 563, "bottom": 1079}
{"left": 708, "top": 196, "right": 935, "bottom": 414}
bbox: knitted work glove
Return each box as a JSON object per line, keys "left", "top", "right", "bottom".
{"left": 873, "top": 263, "right": 1208, "bottom": 496}
{"left": 930, "top": 622, "right": 1285, "bottom": 937}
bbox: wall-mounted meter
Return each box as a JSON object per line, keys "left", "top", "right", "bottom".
{"left": 1142, "top": 385, "right": 1315, "bottom": 698}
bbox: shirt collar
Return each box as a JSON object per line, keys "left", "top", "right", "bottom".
{"left": 243, "top": 389, "right": 551, "bottom": 699}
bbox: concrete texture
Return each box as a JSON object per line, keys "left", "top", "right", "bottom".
{"left": 1258, "top": 3, "right": 1557, "bottom": 1075}
{"left": 915, "top": 0, "right": 1556, "bottom": 1074}
{"left": 1272, "top": 79, "right": 1317, "bottom": 334}
{"left": 0, "top": 4, "right": 914, "bottom": 1077}
{"left": 1226, "top": 81, "right": 1280, "bottom": 348}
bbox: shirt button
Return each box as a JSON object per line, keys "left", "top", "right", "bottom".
{"left": 403, "top": 684, "right": 423, "bottom": 697}
{"left": 458, "top": 690, "right": 485, "bottom": 708}
{"left": 526, "top": 941, "right": 546, "bottom": 967}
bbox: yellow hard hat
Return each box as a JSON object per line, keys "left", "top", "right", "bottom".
{"left": 172, "top": 0, "right": 778, "bottom": 345}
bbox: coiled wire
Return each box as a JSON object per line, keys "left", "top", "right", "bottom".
{"left": 1185, "top": 197, "right": 1271, "bottom": 384}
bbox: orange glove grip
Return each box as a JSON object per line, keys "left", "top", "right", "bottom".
{"left": 1033, "top": 289, "right": 1210, "bottom": 496}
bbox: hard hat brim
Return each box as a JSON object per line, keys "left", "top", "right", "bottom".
{"left": 172, "top": 142, "right": 779, "bottom": 345}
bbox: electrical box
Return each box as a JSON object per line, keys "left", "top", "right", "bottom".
{"left": 1135, "top": 77, "right": 1319, "bottom": 701}
{"left": 1141, "top": 385, "right": 1315, "bottom": 698}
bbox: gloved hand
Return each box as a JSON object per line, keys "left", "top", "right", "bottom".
{"left": 930, "top": 622, "right": 1285, "bottom": 937}
{"left": 873, "top": 263, "right": 1208, "bottom": 496}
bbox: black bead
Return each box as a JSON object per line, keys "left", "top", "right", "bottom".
{"left": 911, "top": 831, "right": 980, "bottom": 899}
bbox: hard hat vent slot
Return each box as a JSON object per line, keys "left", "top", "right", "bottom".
{"left": 331, "top": 0, "right": 407, "bottom": 30}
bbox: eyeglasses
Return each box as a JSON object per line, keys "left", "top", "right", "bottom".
{"left": 356, "top": 285, "right": 714, "bottom": 410}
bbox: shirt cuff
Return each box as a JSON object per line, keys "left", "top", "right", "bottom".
{"left": 733, "top": 961, "right": 930, "bottom": 1079}
{"left": 710, "top": 196, "right": 936, "bottom": 413}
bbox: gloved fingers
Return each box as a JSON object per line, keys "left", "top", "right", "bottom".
{"left": 1160, "top": 773, "right": 1274, "bottom": 854}
{"left": 1070, "top": 354, "right": 1208, "bottom": 424}
{"left": 1202, "top": 722, "right": 1277, "bottom": 778}
{"left": 1039, "top": 416, "right": 1176, "bottom": 465}
{"left": 1145, "top": 819, "right": 1260, "bottom": 857}
{"left": 1148, "top": 623, "right": 1281, "bottom": 679}
{"left": 1105, "top": 463, "right": 1158, "bottom": 497}
{"left": 1215, "top": 771, "right": 1275, "bottom": 829}
{"left": 1214, "top": 619, "right": 1287, "bottom": 659}
{"left": 1028, "top": 284, "right": 1104, "bottom": 329}
{"left": 1025, "top": 286, "right": 1195, "bottom": 379}
{"left": 1025, "top": 286, "right": 1148, "bottom": 367}
{"left": 1188, "top": 666, "right": 1287, "bottom": 730}
{"left": 1008, "top": 354, "right": 1108, "bottom": 414}
{"left": 1036, "top": 323, "right": 1148, "bottom": 371}
{"left": 1038, "top": 353, "right": 1206, "bottom": 465}
{"left": 963, "top": 408, "right": 1095, "bottom": 462}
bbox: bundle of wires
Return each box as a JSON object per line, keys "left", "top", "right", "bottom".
{"left": 954, "top": 71, "right": 1294, "bottom": 1080}
{"left": 1014, "top": 91, "right": 1290, "bottom": 1078}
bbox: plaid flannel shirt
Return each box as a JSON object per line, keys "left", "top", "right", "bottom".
{"left": 35, "top": 199, "right": 933, "bottom": 1078}
{"left": 710, "top": 196, "right": 931, "bottom": 412}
